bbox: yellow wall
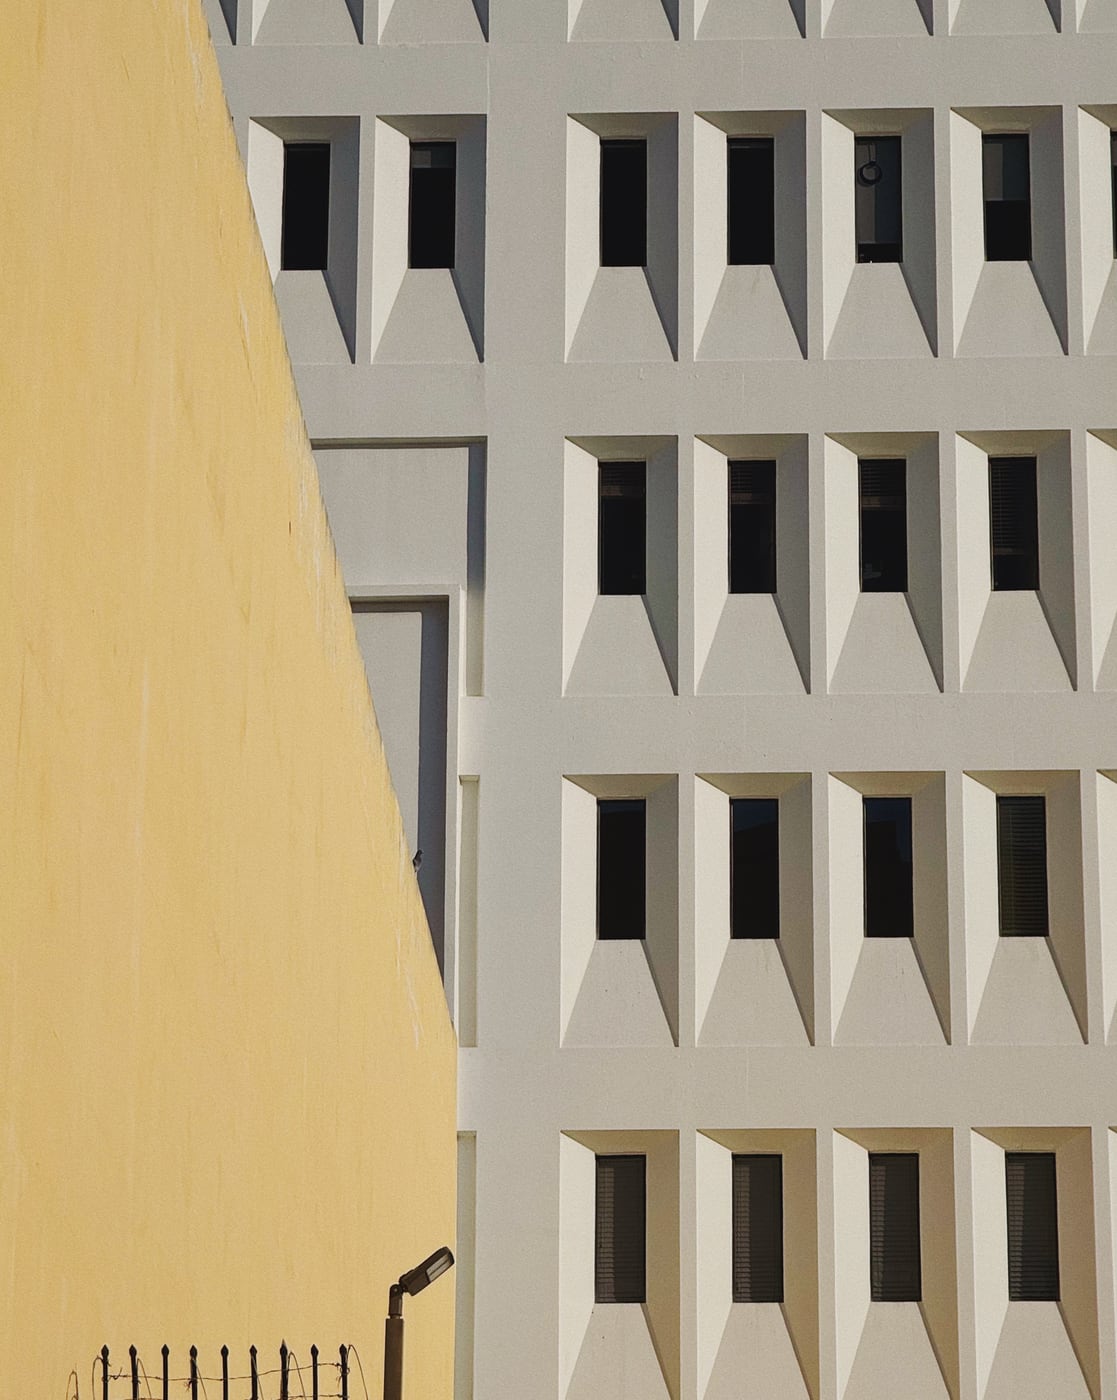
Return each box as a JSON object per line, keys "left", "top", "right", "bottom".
{"left": 0, "top": 2, "right": 456, "bottom": 1395}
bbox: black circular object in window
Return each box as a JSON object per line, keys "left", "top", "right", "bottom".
{"left": 858, "top": 159, "right": 883, "bottom": 186}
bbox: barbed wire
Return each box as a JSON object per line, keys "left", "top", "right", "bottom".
{"left": 87, "top": 1348, "right": 356, "bottom": 1400}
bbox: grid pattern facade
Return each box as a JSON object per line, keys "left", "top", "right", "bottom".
{"left": 207, "top": 2, "right": 1117, "bottom": 1397}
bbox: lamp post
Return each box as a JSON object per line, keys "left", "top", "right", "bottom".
{"left": 383, "top": 1245, "right": 455, "bottom": 1400}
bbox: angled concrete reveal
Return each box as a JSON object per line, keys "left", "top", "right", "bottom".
{"left": 823, "top": 0, "right": 931, "bottom": 34}
{"left": 951, "top": 107, "right": 1066, "bottom": 355}
{"left": 696, "top": 0, "right": 805, "bottom": 32}
{"left": 570, "top": 0, "right": 678, "bottom": 38}
{"left": 822, "top": 111, "right": 936, "bottom": 358}
{"left": 695, "top": 113, "right": 807, "bottom": 360}
{"left": 247, "top": 117, "right": 360, "bottom": 362}
{"left": 372, "top": 115, "right": 485, "bottom": 362}
{"left": 560, "top": 1133, "right": 680, "bottom": 1400}
{"left": 824, "top": 435, "right": 942, "bottom": 693}
{"left": 564, "top": 437, "right": 678, "bottom": 695}
{"left": 970, "top": 1129, "right": 1097, "bottom": 1400}
{"left": 696, "top": 1131, "right": 818, "bottom": 1400}
{"left": 695, "top": 775, "right": 813, "bottom": 1046}
{"left": 829, "top": 773, "right": 950, "bottom": 1045}
{"left": 379, "top": 0, "right": 486, "bottom": 41}
{"left": 562, "top": 776, "right": 679, "bottom": 1046}
{"left": 252, "top": 0, "right": 362, "bottom": 42}
{"left": 833, "top": 1130, "right": 957, "bottom": 1400}
{"left": 695, "top": 435, "right": 809, "bottom": 694}
{"left": 954, "top": 432, "right": 1075, "bottom": 692}
{"left": 963, "top": 772, "right": 1086, "bottom": 1044}
{"left": 567, "top": 114, "right": 677, "bottom": 360}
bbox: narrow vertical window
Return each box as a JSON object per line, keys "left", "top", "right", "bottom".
{"left": 281, "top": 142, "right": 331, "bottom": 271}
{"left": 1006, "top": 1152, "right": 1059, "bottom": 1300}
{"left": 1111, "top": 131, "right": 1117, "bottom": 257}
{"left": 863, "top": 797, "right": 914, "bottom": 939}
{"left": 409, "top": 142, "right": 456, "bottom": 269}
{"left": 859, "top": 459, "right": 908, "bottom": 593}
{"left": 597, "top": 799, "right": 646, "bottom": 940}
{"left": 732, "top": 1155, "right": 784, "bottom": 1303}
{"left": 731, "top": 798, "right": 780, "bottom": 940}
{"left": 989, "top": 456, "right": 1039, "bottom": 590}
{"left": 728, "top": 137, "right": 775, "bottom": 266}
{"left": 598, "top": 461, "right": 646, "bottom": 595}
{"left": 600, "top": 139, "right": 647, "bottom": 267}
{"left": 983, "top": 134, "right": 1032, "bottom": 261}
{"left": 595, "top": 1155, "right": 647, "bottom": 1303}
{"left": 855, "top": 135, "right": 902, "bottom": 263}
{"left": 997, "top": 795, "right": 1049, "bottom": 937}
{"left": 869, "top": 1153, "right": 922, "bottom": 1302}
{"left": 729, "top": 460, "right": 777, "bottom": 594}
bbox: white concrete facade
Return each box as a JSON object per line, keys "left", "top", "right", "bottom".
{"left": 206, "top": 3, "right": 1117, "bottom": 1397}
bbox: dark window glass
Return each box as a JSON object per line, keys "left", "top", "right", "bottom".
{"left": 859, "top": 459, "right": 908, "bottom": 593}
{"left": 409, "top": 142, "right": 456, "bottom": 269}
{"left": 870, "top": 1154, "right": 922, "bottom": 1302}
{"left": 997, "top": 796, "right": 1049, "bottom": 937}
{"left": 1006, "top": 1153, "right": 1059, "bottom": 1301}
{"left": 731, "top": 799, "right": 780, "bottom": 940}
{"left": 1111, "top": 132, "right": 1117, "bottom": 257}
{"left": 856, "top": 136, "right": 902, "bottom": 263}
{"left": 728, "top": 138, "right": 775, "bottom": 266}
{"left": 983, "top": 134, "right": 1032, "bottom": 261}
{"left": 601, "top": 140, "right": 647, "bottom": 267}
{"left": 864, "top": 797, "right": 914, "bottom": 939}
{"left": 989, "top": 456, "right": 1039, "bottom": 591}
{"left": 596, "top": 1156, "right": 646, "bottom": 1303}
{"left": 597, "top": 800, "right": 646, "bottom": 940}
{"left": 599, "top": 462, "right": 646, "bottom": 595}
{"left": 732, "top": 1155, "right": 784, "bottom": 1303}
{"left": 281, "top": 143, "right": 331, "bottom": 271}
{"left": 729, "top": 460, "right": 777, "bottom": 594}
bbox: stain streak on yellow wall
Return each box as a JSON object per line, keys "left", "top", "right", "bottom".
{"left": 0, "top": 1, "right": 456, "bottom": 1393}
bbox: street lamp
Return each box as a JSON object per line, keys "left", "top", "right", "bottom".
{"left": 383, "top": 1245, "right": 455, "bottom": 1400}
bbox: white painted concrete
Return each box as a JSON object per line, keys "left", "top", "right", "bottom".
{"left": 204, "top": 5, "right": 1117, "bottom": 1397}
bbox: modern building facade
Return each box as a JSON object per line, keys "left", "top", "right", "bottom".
{"left": 207, "top": 1, "right": 1117, "bottom": 1397}
{"left": 1, "top": 3, "right": 455, "bottom": 1394}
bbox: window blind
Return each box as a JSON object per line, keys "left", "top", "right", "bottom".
{"left": 869, "top": 1153, "right": 922, "bottom": 1301}
{"left": 732, "top": 1154, "right": 784, "bottom": 1302}
{"left": 595, "top": 1155, "right": 647, "bottom": 1303}
{"left": 1006, "top": 1152, "right": 1059, "bottom": 1301}
{"left": 996, "top": 795, "right": 1049, "bottom": 937}
{"left": 989, "top": 457, "right": 1039, "bottom": 591}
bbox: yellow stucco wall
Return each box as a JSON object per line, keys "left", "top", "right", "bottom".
{"left": 0, "top": 2, "right": 456, "bottom": 1395}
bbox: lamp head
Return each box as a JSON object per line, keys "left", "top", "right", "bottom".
{"left": 398, "top": 1246, "right": 455, "bottom": 1297}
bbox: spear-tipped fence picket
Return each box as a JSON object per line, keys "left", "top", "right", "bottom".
{"left": 91, "top": 1341, "right": 362, "bottom": 1400}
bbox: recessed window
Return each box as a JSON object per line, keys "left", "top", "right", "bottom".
{"left": 600, "top": 139, "right": 647, "bottom": 268}
{"left": 732, "top": 1154, "right": 784, "bottom": 1303}
{"left": 1006, "top": 1152, "right": 1059, "bottom": 1301}
{"left": 728, "top": 137, "right": 775, "bottom": 266}
{"left": 731, "top": 798, "right": 780, "bottom": 940}
{"left": 597, "top": 799, "right": 645, "bottom": 940}
{"left": 729, "top": 460, "right": 777, "bottom": 595}
{"left": 989, "top": 456, "right": 1039, "bottom": 591}
{"left": 983, "top": 134, "right": 1031, "bottom": 261}
{"left": 859, "top": 458, "right": 908, "bottom": 593}
{"left": 863, "top": 797, "right": 914, "bottom": 939}
{"left": 996, "top": 795, "right": 1049, "bottom": 938}
{"left": 595, "top": 1155, "right": 646, "bottom": 1303}
{"left": 281, "top": 142, "right": 331, "bottom": 271}
{"left": 409, "top": 142, "right": 456, "bottom": 269}
{"left": 869, "top": 1153, "right": 922, "bottom": 1302}
{"left": 855, "top": 135, "right": 902, "bottom": 264}
{"left": 598, "top": 461, "right": 646, "bottom": 595}
{"left": 1111, "top": 132, "right": 1117, "bottom": 257}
